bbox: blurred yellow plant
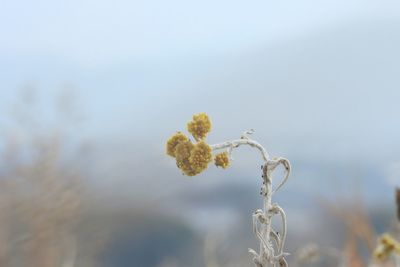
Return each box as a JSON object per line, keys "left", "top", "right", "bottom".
{"left": 214, "top": 152, "right": 230, "bottom": 169}
{"left": 373, "top": 233, "right": 400, "bottom": 261}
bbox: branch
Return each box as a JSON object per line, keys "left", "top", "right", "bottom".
{"left": 210, "top": 138, "right": 270, "bottom": 162}
{"left": 211, "top": 138, "right": 291, "bottom": 194}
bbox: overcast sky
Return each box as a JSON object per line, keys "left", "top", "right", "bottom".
{"left": 1, "top": 0, "right": 400, "bottom": 194}
{"left": 1, "top": 0, "right": 399, "bottom": 65}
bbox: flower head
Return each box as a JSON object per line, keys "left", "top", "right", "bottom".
{"left": 166, "top": 132, "right": 189, "bottom": 157}
{"left": 175, "top": 140, "right": 197, "bottom": 176}
{"left": 214, "top": 152, "right": 230, "bottom": 169}
{"left": 187, "top": 113, "right": 211, "bottom": 141}
{"left": 189, "top": 141, "right": 212, "bottom": 174}
{"left": 175, "top": 140, "right": 194, "bottom": 161}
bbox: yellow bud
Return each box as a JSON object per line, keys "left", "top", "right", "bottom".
{"left": 214, "top": 152, "right": 230, "bottom": 169}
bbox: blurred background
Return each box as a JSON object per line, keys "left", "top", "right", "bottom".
{"left": 1, "top": 0, "right": 400, "bottom": 266}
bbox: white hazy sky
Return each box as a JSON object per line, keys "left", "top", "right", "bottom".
{"left": 1, "top": 0, "right": 399, "bottom": 66}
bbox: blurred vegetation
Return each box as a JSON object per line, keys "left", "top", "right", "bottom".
{"left": 0, "top": 88, "right": 86, "bottom": 266}
{"left": 0, "top": 89, "right": 204, "bottom": 267}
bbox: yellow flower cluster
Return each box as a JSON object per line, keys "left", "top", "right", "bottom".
{"left": 373, "top": 233, "right": 400, "bottom": 261}
{"left": 187, "top": 113, "right": 211, "bottom": 141}
{"left": 214, "top": 152, "right": 230, "bottom": 169}
{"left": 166, "top": 113, "right": 229, "bottom": 176}
{"left": 174, "top": 140, "right": 212, "bottom": 176}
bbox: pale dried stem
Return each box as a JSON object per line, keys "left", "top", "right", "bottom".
{"left": 210, "top": 131, "right": 291, "bottom": 267}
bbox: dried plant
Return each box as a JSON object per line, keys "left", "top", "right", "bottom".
{"left": 165, "top": 113, "right": 292, "bottom": 267}
{"left": 293, "top": 243, "right": 346, "bottom": 267}
{"left": 322, "top": 199, "right": 376, "bottom": 267}
{"left": 0, "top": 89, "right": 87, "bottom": 267}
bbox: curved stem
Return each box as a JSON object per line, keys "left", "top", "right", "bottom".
{"left": 268, "top": 158, "right": 291, "bottom": 194}
{"left": 210, "top": 136, "right": 290, "bottom": 267}
{"left": 211, "top": 138, "right": 291, "bottom": 194}
{"left": 272, "top": 205, "right": 287, "bottom": 254}
{"left": 210, "top": 139, "right": 270, "bottom": 162}
{"left": 270, "top": 229, "right": 281, "bottom": 251}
